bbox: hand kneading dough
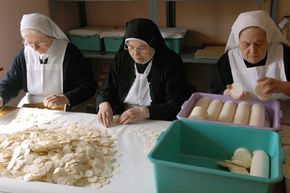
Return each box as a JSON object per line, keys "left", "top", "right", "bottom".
{"left": 194, "top": 96, "right": 211, "bottom": 109}
{"left": 255, "top": 83, "right": 272, "bottom": 101}
{"left": 217, "top": 101, "right": 237, "bottom": 123}
{"left": 230, "top": 83, "right": 244, "bottom": 98}
{"left": 189, "top": 106, "right": 207, "bottom": 120}
{"left": 233, "top": 102, "right": 251, "bottom": 125}
{"left": 249, "top": 103, "right": 266, "bottom": 127}
{"left": 207, "top": 99, "right": 223, "bottom": 121}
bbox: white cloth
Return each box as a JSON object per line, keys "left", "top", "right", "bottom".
{"left": 0, "top": 108, "right": 171, "bottom": 193}
{"left": 225, "top": 10, "right": 289, "bottom": 51}
{"left": 20, "top": 13, "right": 69, "bottom": 41}
{"left": 229, "top": 44, "right": 288, "bottom": 99}
{"left": 18, "top": 39, "right": 67, "bottom": 106}
{"left": 124, "top": 61, "right": 152, "bottom": 106}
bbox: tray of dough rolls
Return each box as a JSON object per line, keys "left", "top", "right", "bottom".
{"left": 177, "top": 92, "right": 281, "bottom": 131}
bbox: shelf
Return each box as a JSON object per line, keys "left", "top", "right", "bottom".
{"left": 82, "top": 47, "right": 219, "bottom": 64}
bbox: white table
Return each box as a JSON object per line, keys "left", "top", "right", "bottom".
{"left": 0, "top": 108, "right": 171, "bottom": 193}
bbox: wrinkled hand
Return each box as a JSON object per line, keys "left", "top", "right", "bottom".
{"left": 119, "top": 106, "right": 149, "bottom": 124}
{"left": 97, "top": 102, "right": 113, "bottom": 128}
{"left": 224, "top": 84, "right": 251, "bottom": 101}
{"left": 43, "top": 94, "right": 68, "bottom": 109}
{"left": 256, "top": 77, "right": 285, "bottom": 96}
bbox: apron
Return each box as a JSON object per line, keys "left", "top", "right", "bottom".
{"left": 124, "top": 60, "right": 153, "bottom": 106}
{"left": 228, "top": 44, "right": 288, "bottom": 99}
{"left": 18, "top": 39, "right": 67, "bottom": 106}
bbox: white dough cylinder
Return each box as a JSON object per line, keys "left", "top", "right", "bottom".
{"left": 207, "top": 99, "right": 223, "bottom": 121}
{"left": 232, "top": 147, "right": 252, "bottom": 168}
{"left": 233, "top": 102, "right": 251, "bottom": 125}
{"left": 250, "top": 150, "right": 269, "bottom": 178}
{"left": 217, "top": 101, "right": 237, "bottom": 123}
{"left": 194, "top": 96, "right": 211, "bottom": 109}
{"left": 189, "top": 106, "right": 207, "bottom": 120}
{"left": 249, "top": 103, "right": 266, "bottom": 127}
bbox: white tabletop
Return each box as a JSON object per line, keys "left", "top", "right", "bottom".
{"left": 0, "top": 108, "right": 171, "bottom": 193}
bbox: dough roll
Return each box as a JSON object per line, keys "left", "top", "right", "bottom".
{"left": 233, "top": 101, "right": 251, "bottom": 125}
{"left": 207, "top": 99, "right": 223, "bottom": 121}
{"left": 217, "top": 101, "right": 237, "bottom": 123}
{"left": 249, "top": 103, "right": 266, "bottom": 127}
{"left": 250, "top": 150, "right": 269, "bottom": 178}
{"left": 194, "top": 96, "right": 211, "bottom": 109}
{"left": 189, "top": 106, "right": 207, "bottom": 120}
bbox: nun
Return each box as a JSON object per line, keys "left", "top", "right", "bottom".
{"left": 0, "top": 13, "right": 96, "bottom": 109}
{"left": 96, "top": 18, "right": 194, "bottom": 128}
{"left": 209, "top": 10, "right": 290, "bottom": 100}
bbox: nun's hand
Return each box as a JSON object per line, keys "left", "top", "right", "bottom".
{"left": 256, "top": 77, "right": 290, "bottom": 96}
{"left": 224, "top": 84, "right": 251, "bottom": 101}
{"left": 119, "top": 107, "right": 149, "bottom": 124}
{"left": 97, "top": 102, "right": 113, "bottom": 128}
{"left": 43, "top": 94, "right": 68, "bottom": 109}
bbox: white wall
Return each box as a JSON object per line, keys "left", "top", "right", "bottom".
{"left": 0, "top": 0, "right": 49, "bottom": 105}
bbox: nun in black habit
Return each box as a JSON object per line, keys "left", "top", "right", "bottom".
{"left": 96, "top": 18, "right": 194, "bottom": 128}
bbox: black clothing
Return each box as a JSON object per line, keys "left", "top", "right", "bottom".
{"left": 209, "top": 45, "right": 290, "bottom": 94}
{"left": 0, "top": 43, "right": 96, "bottom": 106}
{"left": 96, "top": 18, "right": 194, "bottom": 121}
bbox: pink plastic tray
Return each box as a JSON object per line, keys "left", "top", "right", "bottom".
{"left": 177, "top": 92, "right": 281, "bottom": 131}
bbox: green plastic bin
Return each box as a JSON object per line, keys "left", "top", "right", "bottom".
{"left": 160, "top": 27, "right": 187, "bottom": 54}
{"left": 164, "top": 38, "right": 184, "bottom": 54}
{"left": 68, "top": 28, "right": 102, "bottom": 52}
{"left": 69, "top": 34, "right": 102, "bottom": 51}
{"left": 101, "top": 28, "right": 125, "bottom": 53}
{"left": 103, "top": 36, "right": 123, "bottom": 52}
{"left": 148, "top": 120, "right": 283, "bottom": 193}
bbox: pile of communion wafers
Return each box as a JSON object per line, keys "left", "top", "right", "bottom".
{"left": 188, "top": 95, "right": 270, "bottom": 127}
{"left": 0, "top": 124, "right": 119, "bottom": 188}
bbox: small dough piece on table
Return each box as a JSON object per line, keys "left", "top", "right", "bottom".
{"left": 207, "top": 99, "right": 223, "bottom": 121}
{"left": 230, "top": 83, "right": 244, "bottom": 98}
{"left": 255, "top": 83, "right": 272, "bottom": 101}
{"left": 233, "top": 102, "right": 251, "bottom": 125}
{"left": 112, "top": 115, "right": 120, "bottom": 125}
{"left": 189, "top": 106, "right": 207, "bottom": 120}
{"left": 249, "top": 103, "right": 266, "bottom": 127}
{"left": 194, "top": 96, "right": 211, "bottom": 109}
{"left": 217, "top": 101, "right": 237, "bottom": 123}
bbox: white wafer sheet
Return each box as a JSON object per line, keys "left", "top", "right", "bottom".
{"left": 0, "top": 108, "right": 171, "bottom": 193}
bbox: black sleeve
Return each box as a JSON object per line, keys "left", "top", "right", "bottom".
{"left": 0, "top": 49, "right": 26, "bottom": 105}
{"left": 209, "top": 52, "right": 233, "bottom": 94}
{"left": 62, "top": 43, "right": 96, "bottom": 106}
{"left": 148, "top": 52, "right": 194, "bottom": 121}
{"left": 96, "top": 51, "right": 134, "bottom": 114}
{"left": 283, "top": 45, "right": 290, "bottom": 81}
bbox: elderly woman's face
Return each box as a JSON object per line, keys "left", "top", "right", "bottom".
{"left": 126, "top": 40, "right": 155, "bottom": 64}
{"left": 239, "top": 27, "right": 268, "bottom": 64}
{"left": 22, "top": 31, "right": 52, "bottom": 54}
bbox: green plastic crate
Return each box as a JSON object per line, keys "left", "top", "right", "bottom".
{"left": 103, "top": 36, "right": 123, "bottom": 52}
{"left": 148, "top": 120, "right": 283, "bottom": 193}
{"left": 164, "top": 38, "right": 184, "bottom": 54}
{"left": 69, "top": 34, "right": 102, "bottom": 52}
{"left": 101, "top": 28, "right": 125, "bottom": 53}
{"left": 160, "top": 27, "right": 187, "bottom": 54}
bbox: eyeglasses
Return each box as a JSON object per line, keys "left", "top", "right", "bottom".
{"left": 23, "top": 38, "right": 51, "bottom": 48}
{"left": 124, "top": 43, "right": 149, "bottom": 53}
